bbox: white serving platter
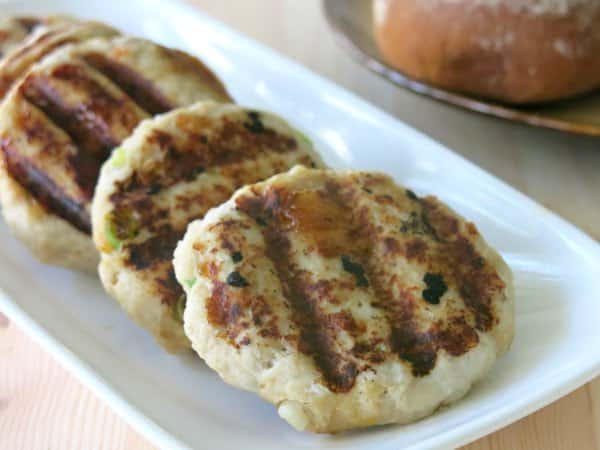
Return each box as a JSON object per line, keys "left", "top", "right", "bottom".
{"left": 1, "top": 1, "right": 600, "bottom": 449}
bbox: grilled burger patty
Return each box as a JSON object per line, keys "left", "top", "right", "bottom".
{"left": 0, "top": 36, "right": 231, "bottom": 271}
{"left": 0, "top": 18, "right": 119, "bottom": 98}
{"left": 174, "top": 166, "right": 514, "bottom": 432}
{"left": 92, "top": 102, "right": 323, "bottom": 352}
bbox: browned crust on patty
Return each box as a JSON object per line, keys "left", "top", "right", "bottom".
{"left": 104, "top": 107, "right": 320, "bottom": 311}
{"left": 197, "top": 171, "right": 508, "bottom": 393}
{"left": 0, "top": 36, "right": 231, "bottom": 237}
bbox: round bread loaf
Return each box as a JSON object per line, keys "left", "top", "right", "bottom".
{"left": 373, "top": 0, "right": 600, "bottom": 104}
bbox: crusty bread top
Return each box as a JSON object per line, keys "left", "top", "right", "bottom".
{"left": 398, "top": 0, "right": 598, "bottom": 15}
{"left": 373, "top": 0, "right": 600, "bottom": 103}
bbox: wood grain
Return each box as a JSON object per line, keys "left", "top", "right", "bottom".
{"left": 1, "top": 1, "right": 599, "bottom": 449}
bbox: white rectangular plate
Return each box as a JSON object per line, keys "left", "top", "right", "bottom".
{"left": 2, "top": 1, "right": 600, "bottom": 449}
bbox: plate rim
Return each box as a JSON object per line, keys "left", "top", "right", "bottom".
{"left": 322, "top": 0, "right": 600, "bottom": 138}
{"left": 1, "top": 1, "right": 600, "bottom": 449}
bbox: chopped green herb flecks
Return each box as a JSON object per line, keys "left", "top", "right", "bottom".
{"left": 173, "top": 294, "right": 186, "bottom": 323}
{"left": 111, "top": 147, "right": 126, "bottom": 168}
{"left": 406, "top": 189, "right": 418, "bottom": 200}
{"left": 107, "top": 209, "right": 140, "bottom": 241}
{"left": 147, "top": 183, "right": 162, "bottom": 195}
{"left": 244, "top": 111, "right": 265, "bottom": 134}
{"left": 341, "top": 255, "right": 369, "bottom": 287}
{"left": 422, "top": 273, "right": 447, "bottom": 305}
{"left": 293, "top": 129, "right": 312, "bottom": 147}
{"left": 184, "top": 278, "right": 197, "bottom": 289}
{"left": 400, "top": 211, "right": 435, "bottom": 237}
{"left": 226, "top": 271, "right": 249, "bottom": 287}
{"left": 104, "top": 219, "right": 122, "bottom": 251}
{"left": 231, "top": 251, "right": 243, "bottom": 263}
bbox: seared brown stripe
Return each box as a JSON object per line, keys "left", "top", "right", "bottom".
{"left": 352, "top": 187, "right": 483, "bottom": 376}
{"left": 331, "top": 185, "right": 444, "bottom": 376}
{"left": 82, "top": 52, "right": 174, "bottom": 115}
{"left": 156, "top": 267, "right": 185, "bottom": 307}
{"left": 21, "top": 67, "right": 129, "bottom": 199}
{"left": 419, "top": 198, "right": 504, "bottom": 331}
{"left": 112, "top": 115, "right": 298, "bottom": 196}
{"left": 1, "top": 140, "right": 91, "bottom": 233}
{"left": 22, "top": 66, "right": 122, "bottom": 157}
{"left": 237, "top": 189, "right": 359, "bottom": 393}
{"left": 264, "top": 230, "right": 358, "bottom": 393}
{"left": 0, "top": 32, "right": 73, "bottom": 97}
{"left": 235, "top": 180, "right": 491, "bottom": 379}
{"left": 125, "top": 226, "right": 183, "bottom": 270}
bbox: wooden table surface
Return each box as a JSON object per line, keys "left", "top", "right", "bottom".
{"left": 2, "top": 1, "right": 599, "bottom": 449}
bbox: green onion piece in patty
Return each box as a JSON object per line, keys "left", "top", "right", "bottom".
{"left": 104, "top": 219, "right": 122, "bottom": 251}
{"left": 293, "top": 129, "right": 312, "bottom": 147}
{"left": 106, "top": 209, "right": 140, "bottom": 242}
{"left": 184, "top": 278, "right": 197, "bottom": 289}
{"left": 111, "top": 147, "right": 127, "bottom": 168}
{"left": 173, "top": 294, "right": 187, "bottom": 323}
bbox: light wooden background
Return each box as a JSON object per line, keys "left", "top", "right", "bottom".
{"left": 1, "top": 1, "right": 600, "bottom": 449}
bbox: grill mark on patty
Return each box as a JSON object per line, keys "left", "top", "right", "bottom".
{"left": 156, "top": 267, "right": 185, "bottom": 307}
{"left": 20, "top": 70, "right": 122, "bottom": 202}
{"left": 124, "top": 226, "right": 189, "bottom": 312}
{"left": 318, "top": 184, "right": 446, "bottom": 376}
{"left": 108, "top": 115, "right": 312, "bottom": 333}
{"left": 23, "top": 64, "right": 133, "bottom": 158}
{"left": 82, "top": 52, "right": 174, "bottom": 115}
{"left": 9, "top": 57, "right": 161, "bottom": 227}
{"left": 236, "top": 188, "right": 360, "bottom": 393}
{"left": 3, "top": 39, "right": 232, "bottom": 239}
{"left": 419, "top": 198, "right": 505, "bottom": 331}
{"left": 207, "top": 279, "right": 282, "bottom": 347}
{"left": 203, "top": 219, "right": 281, "bottom": 345}
{"left": 262, "top": 224, "right": 359, "bottom": 393}
{"left": 111, "top": 117, "right": 299, "bottom": 197}
{"left": 231, "top": 175, "right": 504, "bottom": 384}
{"left": 353, "top": 188, "right": 485, "bottom": 376}
{"left": 1, "top": 140, "right": 91, "bottom": 233}
{"left": 125, "top": 226, "right": 183, "bottom": 270}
